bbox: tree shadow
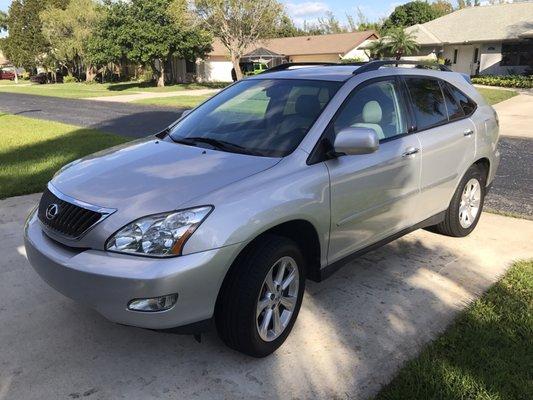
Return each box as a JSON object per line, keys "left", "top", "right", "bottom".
{"left": 0, "top": 92, "right": 184, "bottom": 138}
{"left": 0, "top": 108, "right": 526, "bottom": 399}
{"left": 1, "top": 207, "right": 519, "bottom": 399}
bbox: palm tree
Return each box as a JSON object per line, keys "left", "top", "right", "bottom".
{"left": 383, "top": 28, "right": 419, "bottom": 60}
{"left": 366, "top": 37, "right": 387, "bottom": 60}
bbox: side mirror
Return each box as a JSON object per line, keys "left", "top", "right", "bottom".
{"left": 333, "top": 127, "right": 379, "bottom": 156}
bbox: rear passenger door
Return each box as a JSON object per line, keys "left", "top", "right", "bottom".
{"left": 403, "top": 77, "right": 477, "bottom": 220}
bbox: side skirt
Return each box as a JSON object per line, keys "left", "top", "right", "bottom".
{"left": 318, "top": 211, "right": 446, "bottom": 281}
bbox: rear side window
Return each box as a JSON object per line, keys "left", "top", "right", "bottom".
{"left": 405, "top": 77, "right": 447, "bottom": 130}
{"left": 441, "top": 82, "right": 465, "bottom": 121}
{"left": 446, "top": 83, "right": 477, "bottom": 116}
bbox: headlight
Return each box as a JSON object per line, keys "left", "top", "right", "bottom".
{"left": 106, "top": 206, "right": 212, "bottom": 257}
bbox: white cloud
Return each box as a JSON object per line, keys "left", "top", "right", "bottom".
{"left": 285, "top": 2, "right": 330, "bottom": 18}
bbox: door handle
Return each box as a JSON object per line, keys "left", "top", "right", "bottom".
{"left": 402, "top": 147, "right": 420, "bottom": 158}
{"left": 463, "top": 129, "right": 474, "bottom": 137}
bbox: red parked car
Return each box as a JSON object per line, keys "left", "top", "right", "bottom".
{"left": 0, "top": 69, "right": 16, "bottom": 80}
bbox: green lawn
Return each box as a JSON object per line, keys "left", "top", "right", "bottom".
{"left": 477, "top": 87, "right": 518, "bottom": 105}
{"left": 375, "top": 259, "right": 533, "bottom": 400}
{"left": 0, "top": 80, "right": 226, "bottom": 99}
{"left": 133, "top": 94, "right": 213, "bottom": 108}
{"left": 0, "top": 114, "right": 130, "bottom": 199}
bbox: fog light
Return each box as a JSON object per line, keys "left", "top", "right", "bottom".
{"left": 128, "top": 294, "right": 178, "bottom": 312}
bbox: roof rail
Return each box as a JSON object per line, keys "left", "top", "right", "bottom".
{"left": 353, "top": 60, "right": 452, "bottom": 75}
{"left": 262, "top": 62, "right": 338, "bottom": 73}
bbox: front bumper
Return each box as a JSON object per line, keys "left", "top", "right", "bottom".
{"left": 24, "top": 210, "right": 241, "bottom": 329}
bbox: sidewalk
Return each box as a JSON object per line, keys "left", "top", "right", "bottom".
{"left": 84, "top": 88, "right": 220, "bottom": 103}
{"left": 493, "top": 92, "right": 533, "bottom": 139}
{"left": 1, "top": 193, "right": 532, "bottom": 399}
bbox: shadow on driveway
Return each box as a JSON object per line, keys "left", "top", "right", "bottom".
{"left": 1, "top": 192, "right": 531, "bottom": 399}
{"left": 0, "top": 92, "right": 183, "bottom": 137}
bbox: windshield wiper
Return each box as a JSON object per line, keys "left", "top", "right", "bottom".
{"left": 185, "top": 137, "right": 260, "bottom": 156}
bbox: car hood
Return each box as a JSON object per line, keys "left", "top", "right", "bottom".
{"left": 51, "top": 137, "right": 281, "bottom": 216}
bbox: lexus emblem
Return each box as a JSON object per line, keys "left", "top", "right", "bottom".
{"left": 45, "top": 204, "right": 60, "bottom": 220}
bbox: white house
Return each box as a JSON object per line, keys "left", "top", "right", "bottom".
{"left": 183, "top": 31, "right": 379, "bottom": 83}
{"left": 405, "top": 2, "right": 533, "bottom": 76}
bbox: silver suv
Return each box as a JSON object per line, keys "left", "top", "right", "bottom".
{"left": 24, "top": 61, "right": 500, "bottom": 357}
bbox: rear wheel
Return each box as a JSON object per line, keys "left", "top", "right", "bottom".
{"left": 431, "top": 164, "right": 486, "bottom": 237}
{"left": 215, "top": 235, "right": 305, "bottom": 357}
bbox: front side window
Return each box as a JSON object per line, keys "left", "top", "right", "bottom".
{"left": 169, "top": 79, "right": 341, "bottom": 157}
{"left": 333, "top": 79, "right": 407, "bottom": 141}
{"left": 405, "top": 77, "right": 447, "bottom": 130}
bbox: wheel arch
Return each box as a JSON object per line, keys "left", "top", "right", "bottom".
{"left": 473, "top": 157, "right": 490, "bottom": 184}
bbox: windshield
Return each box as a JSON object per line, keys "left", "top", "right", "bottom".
{"left": 169, "top": 79, "right": 342, "bottom": 157}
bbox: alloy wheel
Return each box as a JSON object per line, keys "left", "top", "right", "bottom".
{"left": 459, "top": 178, "right": 481, "bottom": 228}
{"left": 256, "top": 256, "right": 299, "bottom": 342}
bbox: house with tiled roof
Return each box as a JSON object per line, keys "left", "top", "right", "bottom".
{"left": 405, "top": 2, "right": 533, "bottom": 75}
{"left": 171, "top": 31, "right": 379, "bottom": 82}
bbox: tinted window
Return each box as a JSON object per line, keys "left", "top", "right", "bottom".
{"left": 441, "top": 82, "right": 465, "bottom": 121}
{"left": 446, "top": 83, "right": 477, "bottom": 116}
{"left": 169, "top": 79, "right": 341, "bottom": 157}
{"left": 333, "top": 79, "right": 407, "bottom": 140}
{"left": 405, "top": 78, "right": 447, "bottom": 130}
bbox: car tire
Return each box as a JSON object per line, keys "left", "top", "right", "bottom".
{"left": 430, "top": 164, "right": 487, "bottom": 237}
{"left": 215, "top": 235, "right": 306, "bottom": 357}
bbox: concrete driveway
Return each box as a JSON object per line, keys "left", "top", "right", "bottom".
{"left": 492, "top": 92, "right": 533, "bottom": 139}
{"left": 1, "top": 194, "right": 532, "bottom": 399}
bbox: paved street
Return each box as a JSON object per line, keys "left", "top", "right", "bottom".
{"left": 0, "top": 91, "right": 531, "bottom": 218}
{"left": 0, "top": 92, "right": 183, "bottom": 137}
{"left": 0, "top": 194, "right": 532, "bottom": 399}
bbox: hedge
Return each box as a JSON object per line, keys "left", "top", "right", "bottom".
{"left": 472, "top": 75, "right": 533, "bottom": 89}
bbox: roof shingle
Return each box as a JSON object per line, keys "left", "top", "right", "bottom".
{"left": 406, "top": 3, "right": 533, "bottom": 45}
{"left": 208, "top": 31, "right": 378, "bottom": 57}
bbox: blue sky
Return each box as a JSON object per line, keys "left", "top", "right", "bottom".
{"left": 0, "top": 0, "right": 410, "bottom": 21}
{"left": 1, "top": 0, "right": 466, "bottom": 25}
{"left": 281, "top": 1, "right": 412, "bottom": 25}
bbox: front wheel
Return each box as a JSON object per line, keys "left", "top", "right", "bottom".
{"left": 215, "top": 235, "right": 306, "bottom": 357}
{"left": 431, "top": 164, "right": 486, "bottom": 237}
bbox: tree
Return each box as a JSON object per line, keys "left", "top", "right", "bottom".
{"left": 383, "top": 27, "right": 419, "bottom": 60}
{"left": 40, "top": 0, "right": 101, "bottom": 81}
{"left": 2, "top": 0, "right": 50, "bottom": 83}
{"left": 347, "top": 7, "right": 383, "bottom": 33}
{"left": 88, "top": 0, "right": 212, "bottom": 86}
{"left": 382, "top": 1, "right": 438, "bottom": 31}
{"left": 195, "top": 0, "right": 284, "bottom": 80}
{"left": 316, "top": 11, "right": 345, "bottom": 34}
{"left": 0, "top": 11, "right": 7, "bottom": 32}
{"left": 431, "top": 0, "right": 453, "bottom": 18}
{"left": 366, "top": 37, "right": 388, "bottom": 59}
{"left": 271, "top": 14, "right": 302, "bottom": 38}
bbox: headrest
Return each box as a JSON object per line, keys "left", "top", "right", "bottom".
{"left": 295, "top": 95, "right": 321, "bottom": 118}
{"left": 362, "top": 101, "right": 382, "bottom": 124}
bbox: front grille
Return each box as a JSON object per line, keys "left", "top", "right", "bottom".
{"left": 38, "top": 188, "right": 103, "bottom": 239}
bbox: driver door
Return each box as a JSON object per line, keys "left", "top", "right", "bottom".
{"left": 325, "top": 77, "right": 422, "bottom": 263}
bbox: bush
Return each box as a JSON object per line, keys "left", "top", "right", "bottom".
{"left": 63, "top": 74, "right": 77, "bottom": 83}
{"left": 198, "top": 81, "right": 230, "bottom": 89}
{"left": 472, "top": 75, "right": 533, "bottom": 89}
{"left": 340, "top": 57, "right": 365, "bottom": 64}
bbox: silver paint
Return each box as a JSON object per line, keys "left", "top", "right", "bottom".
{"left": 24, "top": 65, "right": 500, "bottom": 330}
